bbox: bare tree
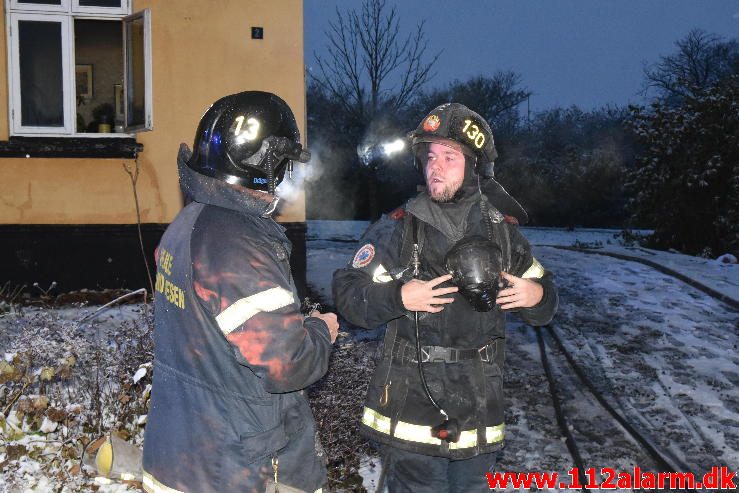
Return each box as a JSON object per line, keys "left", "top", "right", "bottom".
{"left": 414, "top": 72, "right": 532, "bottom": 136}
{"left": 312, "top": 0, "right": 440, "bottom": 125}
{"left": 644, "top": 29, "right": 738, "bottom": 101}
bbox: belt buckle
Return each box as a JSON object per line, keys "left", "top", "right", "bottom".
{"left": 478, "top": 343, "right": 491, "bottom": 363}
{"left": 428, "top": 346, "right": 454, "bottom": 363}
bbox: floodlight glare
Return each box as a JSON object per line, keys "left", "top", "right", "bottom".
{"left": 382, "top": 138, "right": 405, "bottom": 157}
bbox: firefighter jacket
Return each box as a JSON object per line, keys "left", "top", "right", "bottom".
{"left": 332, "top": 189, "right": 558, "bottom": 459}
{"left": 142, "top": 146, "right": 331, "bottom": 493}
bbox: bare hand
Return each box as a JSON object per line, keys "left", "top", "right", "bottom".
{"left": 496, "top": 272, "right": 543, "bottom": 310}
{"left": 312, "top": 311, "right": 339, "bottom": 343}
{"left": 401, "top": 274, "right": 458, "bottom": 313}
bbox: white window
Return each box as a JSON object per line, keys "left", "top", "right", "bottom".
{"left": 5, "top": 0, "right": 152, "bottom": 136}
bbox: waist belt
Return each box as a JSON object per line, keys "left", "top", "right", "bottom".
{"left": 391, "top": 337, "right": 502, "bottom": 364}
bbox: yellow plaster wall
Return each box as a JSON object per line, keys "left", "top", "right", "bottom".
{"left": 0, "top": 0, "right": 306, "bottom": 224}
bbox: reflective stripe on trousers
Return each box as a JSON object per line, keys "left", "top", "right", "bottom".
{"left": 362, "top": 407, "right": 504, "bottom": 449}
{"left": 143, "top": 472, "right": 183, "bottom": 493}
{"left": 143, "top": 471, "right": 322, "bottom": 493}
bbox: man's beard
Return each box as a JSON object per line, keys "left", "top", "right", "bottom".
{"left": 430, "top": 179, "right": 463, "bottom": 203}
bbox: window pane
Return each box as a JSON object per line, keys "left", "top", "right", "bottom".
{"left": 79, "top": 0, "right": 121, "bottom": 7}
{"left": 125, "top": 15, "right": 145, "bottom": 127}
{"left": 18, "top": 20, "right": 64, "bottom": 127}
{"left": 75, "top": 19, "right": 123, "bottom": 133}
{"left": 17, "top": 0, "right": 62, "bottom": 5}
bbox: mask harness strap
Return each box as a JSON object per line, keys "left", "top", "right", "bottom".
{"left": 478, "top": 174, "right": 495, "bottom": 242}
{"left": 478, "top": 174, "right": 511, "bottom": 273}
{"left": 410, "top": 216, "right": 459, "bottom": 443}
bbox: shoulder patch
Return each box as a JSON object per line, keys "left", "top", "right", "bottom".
{"left": 352, "top": 244, "right": 376, "bottom": 268}
{"left": 504, "top": 215, "right": 519, "bottom": 225}
{"left": 389, "top": 207, "right": 407, "bottom": 220}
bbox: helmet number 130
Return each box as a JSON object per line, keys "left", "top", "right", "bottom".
{"left": 462, "top": 119, "right": 486, "bottom": 149}
{"left": 234, "top": 116, "right": 260, "bottom": 141}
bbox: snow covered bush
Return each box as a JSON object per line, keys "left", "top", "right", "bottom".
{"left": 627, "top": 75, "right": 739, "bottom": 257}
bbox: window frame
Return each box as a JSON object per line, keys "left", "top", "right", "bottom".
{"left": 9, "top": 0, "right": 70, "bottom": 14}
{"left": 72, "top": 0, "right": 129, "bottom": 17}
{"left": 5, "top": 0, "right": 153, "bottom": 138}
{"left": 122, "top": 8, "right": 152, "bottom": 132}
{"left": 7, "top": 12, "right": 75, "bottom": 134}
{"left": 9, "top": 0, "right": 128, "bottom": 17}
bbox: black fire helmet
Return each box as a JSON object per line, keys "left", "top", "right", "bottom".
{"left": 186, "top": 91, "right": 310, "bottom": 193}
{"left": 409, "top": 103, "right": 498, "bottom": 177}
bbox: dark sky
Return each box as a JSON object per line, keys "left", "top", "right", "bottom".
{"left": 304, "top": 0, "right": 738, "bottom": 112}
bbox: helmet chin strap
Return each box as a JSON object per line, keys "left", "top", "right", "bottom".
{"left": 261, "top": 196, "right": 280, "bottom": 218}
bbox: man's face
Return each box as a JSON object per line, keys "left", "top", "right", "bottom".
{"left": 424, "top": 141, "right": 466, "bottom": 202}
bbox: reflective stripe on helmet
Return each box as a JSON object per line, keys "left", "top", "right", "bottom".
{"left": 521, "top": 258, "right": 545, "bottom": 279}
{"left": 143, "top": 470, "right": 183, "bottom": 493}
{"left": 215, "top": 287, "right": 294, "bottom": 335}
{"left": 362, "top": 407, "right": 504, "bottom": 449}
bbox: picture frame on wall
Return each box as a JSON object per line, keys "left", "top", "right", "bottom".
{"left": 75, "top": 64, "right": 93, "bottom": 100}
{"left": 114, "top": 84, "right": 124, "bottom": 122}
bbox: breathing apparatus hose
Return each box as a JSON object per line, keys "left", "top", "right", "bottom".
{"left": 414, "top": 310, "right": 448, "bottom": 420}
{"left": 411, "top": 244, "right": 449, "bottom": 421}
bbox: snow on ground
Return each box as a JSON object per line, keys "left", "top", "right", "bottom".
{"left": 2, "top": 221, "right": 736, "bottom": 492}
{"left": 306, "top": 220, "right": 739, "bottom": 491}
{"left": 306, "top": 220, "right": 370, "bottom": 306}
{"left": 539, "top": 246, "right": 738, "bottom": 470}
{"left": 0, "top": 303, "right": 151, "bottom": 492}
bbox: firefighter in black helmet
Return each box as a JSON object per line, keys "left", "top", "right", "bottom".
{"left": 333, "top": 102, "right": 558, "bottom": 492}
{"left": 143, "top": 91, "right": 338, "bottom": 492}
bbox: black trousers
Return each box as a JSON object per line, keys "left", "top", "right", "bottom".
{"left": 380, "top": 445, "right": 496, "bottom": 493}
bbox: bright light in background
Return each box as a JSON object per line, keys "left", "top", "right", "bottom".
{"left": 358, "top": 137, "right": 407, "bottom": 166}
{"left": 381, "top": 138, "right": 405, "bottom": 157}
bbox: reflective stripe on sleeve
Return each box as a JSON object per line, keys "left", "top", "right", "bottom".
{"left": 521, "top": 257, "right": 545, "bottom": 279}
{"left": 372, "top": 264, "right": 393, "bottom": 283}
{"left": 362, "top": 406, "right": 504, "bottom": 450}
{"left": 216, "top": 287, "right": 294, "bottom": 335}
{"left": 143, "top": 471, "right": 184, "bottom": 493}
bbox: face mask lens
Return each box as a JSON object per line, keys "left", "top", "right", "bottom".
{"left": 444, "top": 236, "right": 502, "bottom": 312}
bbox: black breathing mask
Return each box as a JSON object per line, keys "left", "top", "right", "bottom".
{"left": 444, "top": 235, "right": 506, "bottom": 312}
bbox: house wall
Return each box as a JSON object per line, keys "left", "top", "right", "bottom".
{"left": 0, "top": 0, "right": 309, "bottom": 295}
{"left": 0, "top": 0, "right": 307, "bottom": 225}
